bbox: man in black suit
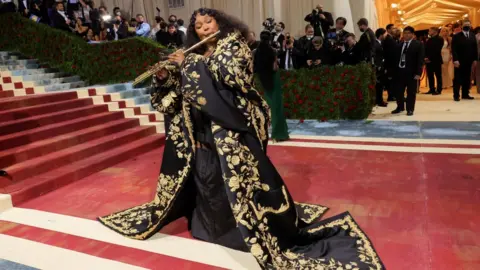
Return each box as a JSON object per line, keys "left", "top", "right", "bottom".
{"left": 392, "top": 26, "right": 425, "bottom": 116}
{"left": 356, "top": 18, "right": 376, "bottom": 64}
{"left": 425, "top": 27, "right": 444, "bottom": 95}
{"left": 17, "top": 0, "right": 31, "bottom": 17}
{"left": 51, "top": 2, "right": 72, "bottom": 32}
{"left": 383, "top": 24, "right": 399, "bottom": 101}
{"left": 374, "top": 28, "right": 388, "bottom": 107}
{"left": 304, "top": 4, "right": 333, "bottom": 38}
{"left": 451, "top": 19, "right": 478, "bottom": 101}
{"left": 340, "top": 33, "right": 360, "bottom": 65}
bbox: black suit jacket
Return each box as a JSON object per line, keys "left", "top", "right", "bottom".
{"left": 356, "top": 28, "right": 376, "bottom": 63}
{"left": 304, "top": 11, "right": 334, "bottom": 38}
{"left": 17, "top": 0, "right": 31, "bottom": 16}
{"left": 395, "top": 39, "right": 425, "bottom": 77}
{"left": 383, "top": 34, "right": 399, "bottom": 77}
{"left": 425, "top": 35, "right": 444, "bottom": 65}
{"left": 373, "top": 40, "right": 384, "bottom": 69}
{"left": 52, "top": 11, "right": 71, "bottom": 32}
{"left": 452, "top": 31, "right": 478, "bottom": 66}
{"left": 279, "top": 40, "right": 303, "bottom": 70}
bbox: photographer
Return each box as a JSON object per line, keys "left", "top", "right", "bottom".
{"left": 327, "top": 17, "right": 350, "bottom": 64}
{"left": 279, "top": 33, "right": 302, "bottom": 70}
{"left": 340, "top": 33, "right": 360, "bottom": 65}
{"left": 307, "top": 36, "right": 330, "bottom": 68}
{"left": 294, "top": 24, "right": 315, "bottom": 69}
{"left": 304, "top": 4, "right": 333, "bottom": 38}
{"left": 272, "top": 22, "right": 285, "bottom": 51}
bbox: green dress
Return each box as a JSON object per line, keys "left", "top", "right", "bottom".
{"left": 264, "top": 71, "right": 289, "bottom": 141}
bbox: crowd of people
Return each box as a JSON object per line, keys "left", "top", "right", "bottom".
{"left": 249, "top": 5, "right": 479, "bottom": 117}
{"left": 0, "top": 0, "right": 187, "bottom": 47}
{"left": 2, "top": 1, "right": 479, "bottom": 116}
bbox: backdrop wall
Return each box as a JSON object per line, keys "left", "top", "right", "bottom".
{"left": 94, "top": 0, "right": 379, "bottom": 38}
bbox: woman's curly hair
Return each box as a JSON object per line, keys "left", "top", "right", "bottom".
{"left": 186, "top": 8, "right": 250, "bottom": 54}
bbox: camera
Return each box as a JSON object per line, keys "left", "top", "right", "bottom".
{"left": 286, "top": 34, "right": 292, "bottom": 46}
{"left": 262, "top": 18, "right": 276, "bottom": 33}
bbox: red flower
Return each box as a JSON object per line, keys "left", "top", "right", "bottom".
{"left": 308, "top": 108, "right": 313, "bottom": 112}
{"left": 368, "top": 84, "right": 374, "bottom": 90}
{"left": 284, "top": 103, "right": 290, "bottom": 108}
{"left": 297, "top": 100, "right": 304, "bottom": 105}
{"left": 299, "top": 119, "right": 304, "bottom": 123}
{"left": 330, "top": 108, "right": 334, "bottom": 112}
{"left": 321, "top": 117, "right": 327, "bottom": 122}
{"left": 295, "top": 94, "right": 301, "bottom": 99}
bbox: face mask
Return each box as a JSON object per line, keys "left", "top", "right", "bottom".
{"left": 463, "top": 26, "right": 470, "bottom": 32}
{"left": 306, "top": 35, "right": 313, "bottom": 40}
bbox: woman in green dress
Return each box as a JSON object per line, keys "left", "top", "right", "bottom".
{"left": 254, "top": 31, "right": 289, "bottom": 142}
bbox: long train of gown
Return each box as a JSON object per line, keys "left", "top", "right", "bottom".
{"left": 98, "top": 32, "right": 384, "bottom": 270}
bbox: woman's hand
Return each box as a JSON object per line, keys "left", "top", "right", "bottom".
{"left": 168, "top": 49, "right": 185, "bottom": 66}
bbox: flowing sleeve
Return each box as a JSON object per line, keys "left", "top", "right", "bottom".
{"left": 210, "top": 37, "right": 271, "bottom": 127}
{"left": 181, "top": 54, "right": 250, "bottom": 132}
{"left": 150, "top": 74, "right": 182, "bottom": 115}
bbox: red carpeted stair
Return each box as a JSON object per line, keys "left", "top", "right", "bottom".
{"left": 0, "top": 92, "right": 165, "bottom": 205}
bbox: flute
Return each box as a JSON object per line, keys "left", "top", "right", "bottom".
{"left": 133, "top": 30, "right": 221, "bottom": 86}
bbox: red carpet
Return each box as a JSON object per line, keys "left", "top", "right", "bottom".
{"left": 14, "top": 144, "right": 480, "bottom": 270}
{"left": 0, "top": 92, "right": 165, "bottom": 205}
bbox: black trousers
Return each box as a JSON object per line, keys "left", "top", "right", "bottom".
{"left": 375, "top": 68, "right": 385, "bottom": 104}
{"left": 426, "top": 63, "right": 442, "bottom": 93}
{"left": 395, "top": 69, "right": 418, "bottom": 111}
{"left": 453, "top": 63, "right": 473, "bottom": 99}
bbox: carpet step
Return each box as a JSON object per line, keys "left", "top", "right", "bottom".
{"left": 0, "top": 98, "right": 94, "bottom": 122}
{"left": 0, "top": 111, "right": 125, "bottom": 151}
{"left": 105, "top": 83, "right": 133, "bottom": 93}
{"left": 0, "top": 63, "right": 39, "bottom": 71}
{"left": 1, "top": 125, "right": 157, "bottom": 183}
{"left": 0, "top": 92, "right": 78, "bottom": 111}
{"left": 0, "top": 104, "right": 109, "bottom": 136}
{"left": 19, "top": 72, "right": 66, "bottom": 82}
{"left": 0, "top": 118, "right": 141, "bottom": 168}
{"left": 0, "top": 59, "right": 37, "bottom": 66}
{"left": 3, "top": 134, "right": 165, "bottom": 205}
{"left": 33, "top": 76, "right": 81, "bottom": 86}
{"left": 0, "top": 90, "right": 14, "bottom": 98}
{"left": 9, "top": 68, "right": 58, "bottom": 77}
{"left": 44, "top": 81, "right": 86, "bottom": 92}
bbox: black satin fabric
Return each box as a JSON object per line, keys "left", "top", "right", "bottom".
{"left": 189, "top": 107, "right": 248, "bottom": 251}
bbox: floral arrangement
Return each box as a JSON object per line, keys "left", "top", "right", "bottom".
{"left": 0, "top": 13, "right": 375, "bottom": 120}
{"left": 256, "top": 64, "right": 375, "bottom": 120}
{"left": 0, "top": 13, "right": 166, "bottom": 85}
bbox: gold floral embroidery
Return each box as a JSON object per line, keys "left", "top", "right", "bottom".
{"left": 295, "top": 202, "right": 329, "bottom": 224}
{"left": 213, "top": 126, "right": 382, "bottom": 269}
{"left": 98, "top": 109, "right": 194, "bottom": 240}
{"left": 308, "top": 215, "right": 384, "bottom": 269}
{"left": 250, "top": 185, "right": 291, "bottom": 220}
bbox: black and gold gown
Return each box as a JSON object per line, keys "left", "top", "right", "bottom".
{"left": 98, "top": 32, "right": 385, "bottom": 270}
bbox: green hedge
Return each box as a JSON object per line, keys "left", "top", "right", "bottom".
{"left": 0, "top": 13, "right": 166, "bottom": 85}
{"left": 0, "top": 13, "right": 375, "bottom": 120}
{"left": 256, "top": 65, "right": 375, "bottom": 120}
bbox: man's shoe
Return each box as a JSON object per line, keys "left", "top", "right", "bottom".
{"left": 391, "top": 108, "right": 404, "bottom": 114}
{"left": 377, "top": 102, "right": 388, "bottom": 107}
{"left": 462, "top": 96, "right": 475, "bottom": 100}
{"left": 454, "top": 98, "right": 460, "bottom": 102}
{"left": 407, "top": 111, "right": 414, "bottom": 116}
{"left": 433, "top": 92, "right": 441, "bottom": 95}
{"left": 424, "top": 91, "right": 435, "bottom": 94}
